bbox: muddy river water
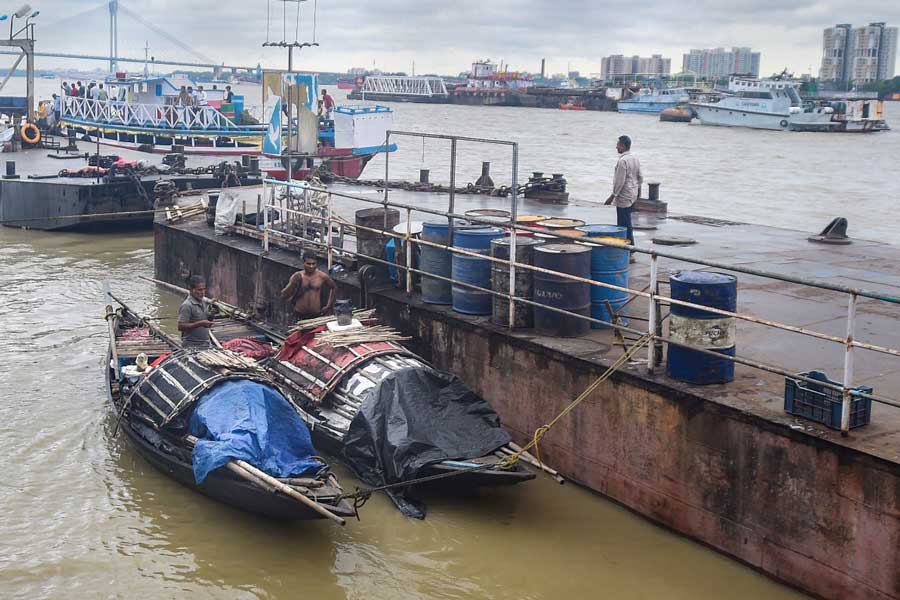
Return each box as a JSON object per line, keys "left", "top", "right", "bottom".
{"left": 4, "top": 79, "right": 889, "bottom": 598}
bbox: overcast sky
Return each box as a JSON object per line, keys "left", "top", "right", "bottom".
{"left": 22, "top": 1, "right": 900, "bottom": 77}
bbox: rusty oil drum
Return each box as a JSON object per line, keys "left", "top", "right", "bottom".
{"left": 666, "top": 271, "right": 737, "bottom": 384}
{"left": 490, "top": 236, "right": 544, "bottom": 328}
{"left": 533, "top": 243, "right": 592, "bottom": 337}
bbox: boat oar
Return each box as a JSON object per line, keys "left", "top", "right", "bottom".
{"left": 185, "top": 435, "right": 346, "bottom": 525}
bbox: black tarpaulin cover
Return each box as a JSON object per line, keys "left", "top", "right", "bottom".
{"left": 341, "top": 366, "right": 511, "bottom": 517}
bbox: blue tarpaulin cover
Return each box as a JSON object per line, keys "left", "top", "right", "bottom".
{"left": 189, "top": 379, "right": 322, "bottom": 484}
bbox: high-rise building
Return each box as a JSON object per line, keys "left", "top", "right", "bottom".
{"left": 681, "top": 47, "right": 761, "bottom": 79}
{"left": 820, "top": 22, "right": 898, "bottom": 85}
{"left": 601, "top": 54, "right": 671, "bottom": 79}
{"left": 820, "top": 24, "right": 852, "bottom": 82}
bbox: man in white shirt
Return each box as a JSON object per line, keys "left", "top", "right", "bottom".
{"left": 51, "top": 93, "right": 61, "bottom": 122}
{"left": 605, "top": 135, "right": 643, "bottom": 262}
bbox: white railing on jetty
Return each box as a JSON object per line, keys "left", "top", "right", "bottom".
{"left": 361, "top": 76, "right": 449, "bottom": 97}
{"left": 61, "top": 96, "right": 259, "bottom": 132}
{"left": 240, "top": 132, "right": 900, "bottom": 434}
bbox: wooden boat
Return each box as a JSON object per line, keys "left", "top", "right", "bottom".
{"left": 227, "top": 313, "right": 536, "bottom": 491}
{"left": 104, "top": 294, "right": 355, "bottom": 523}
{"left": 142, "top": 278, "right": 537, "bottom": 493}
{"left": 659, "top": 106, "right": 694, "bottom": 122}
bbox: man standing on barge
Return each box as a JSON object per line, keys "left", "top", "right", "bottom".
{"left": 280, "top": 253, "right": 336, "bottom": 320}
{"left": 605, "top": 134, "right": 642, "bottom": 263}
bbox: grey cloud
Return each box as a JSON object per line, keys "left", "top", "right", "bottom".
{"left": 20, "top": 0, "right": 900, "bottom": 76}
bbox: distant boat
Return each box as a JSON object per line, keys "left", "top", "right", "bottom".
{"left": 617, "top": 87, "right": 694, "bottom": 114}
{"left": 58, "top": 72, "right": 396, "bottom": 178}
{"left": 40, "top": 73, "right": 55, "bottom": 79}
{"left": 690, "top": 76, "right": 888, "bottom": 132}
{"left": 659, "top": 106, "right": 693, "bottom": 122}
{"left": 559, "top": 103, "right": 586, "bottom": 111}
{"left": 337, "top": 77, "right": 356, "bottom": 90}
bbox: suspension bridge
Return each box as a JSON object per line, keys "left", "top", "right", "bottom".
{"left": 0, "top": 0, "right": 262, "bottom": 74}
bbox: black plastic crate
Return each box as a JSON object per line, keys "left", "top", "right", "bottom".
{"left": 784, "top": 370, "right": 872, "bottom": 430}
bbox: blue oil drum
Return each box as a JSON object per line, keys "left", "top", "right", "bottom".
{"left": 580, "top": 234, "right": 630, "bottom": 329}
{"left": 451, "top": 227, "right": 506, "bottom": 315}
{"left": 666, "top": 271, "right": 738, "bottom": 385}
{"left": 385, "top": 238, "right": 398, "bottom": 283}
{"left": 533, "top": 243, "right": 592, "bottom": 337}
{"left": 421, "top": 220, "right": 459, "bottom": 304}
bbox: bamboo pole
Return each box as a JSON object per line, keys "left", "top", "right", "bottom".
{"left": 500, "top": 444, "right": 565, "bottom": 484}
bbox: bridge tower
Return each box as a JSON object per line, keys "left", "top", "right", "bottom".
{"left": 108, "top": 0, "right": 118, "bottom": 73}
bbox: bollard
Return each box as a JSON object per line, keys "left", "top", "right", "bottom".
{"left": 475, "top": 162, "right": 494, "bottom": 188}
{"left": 65, "top": 128, "right": 78, "bottom": 150}
{"left": 551, "top": 173, "right": 567, "bottom": 192}
{"left": 648, "top": 182, "right": 661, "bottom": 202}
{"left": 5, "top": 161, "right": 16, "bottom": 178}
{"left": 419, "top": 169, "right": 430, "bottom": 184}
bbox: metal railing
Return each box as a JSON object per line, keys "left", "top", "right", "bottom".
{"left": 61, "top": 96, "right": 265, "bottom": 134}
{"left": 245, "top": 139, "right": 900, "bottom": 436}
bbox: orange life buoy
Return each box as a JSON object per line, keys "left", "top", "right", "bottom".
{"left": 20, "top": 123, "right": 40, "bottom": 145}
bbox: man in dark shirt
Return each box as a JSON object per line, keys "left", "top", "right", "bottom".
{"left": 280, "top": 253, "right": 336, "bottom": 319}
{"left": 225, "top": 85, "right": 234, "bottom": 104}
{"left": 178, "top": 275, "right": 214, "bottom": 348}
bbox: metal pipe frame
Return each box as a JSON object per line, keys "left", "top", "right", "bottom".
{"left": 259, "top": 174, "right": 900, "bottom": 416}
{"left": 262, "top": 199, "right": 898, "bottom": 410}
{"left": 268, "top": 178, "right": 900, "bottom": 306}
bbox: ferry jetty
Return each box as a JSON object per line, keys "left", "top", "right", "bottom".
{"left": 60, "top": 71, "right": 396, "bottom": 179}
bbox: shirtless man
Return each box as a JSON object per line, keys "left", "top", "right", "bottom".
{"left": 280, "top": 253, "right": 337, "bottom": 318}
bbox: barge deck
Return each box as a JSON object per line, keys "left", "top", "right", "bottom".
{"left": 0, "top": 143, "right": 260, "bottom": 231}
{"left": 154, "top": 184, "right": 900, "bottom": 600}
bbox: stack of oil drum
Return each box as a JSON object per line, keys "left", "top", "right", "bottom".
{"left": 411, "top": 216, "right": 640, "bottom": 338}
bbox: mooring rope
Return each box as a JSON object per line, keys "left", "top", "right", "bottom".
{"left": 338, "top": 334, "right": 652, "bottom": 506}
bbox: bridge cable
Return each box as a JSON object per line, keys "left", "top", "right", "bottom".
{"left": 38, "top": 3, "right": 108, "bottom": 35}
{"left": 117, "top": 2, "right": 216, "bottom": 66}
